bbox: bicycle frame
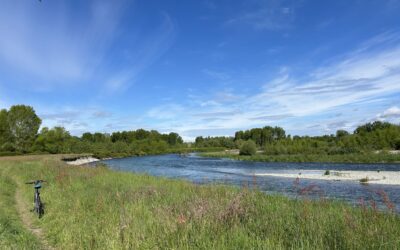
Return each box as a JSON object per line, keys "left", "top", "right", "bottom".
{"left": 26, "top": 180, "right": 46, "bottom": 218}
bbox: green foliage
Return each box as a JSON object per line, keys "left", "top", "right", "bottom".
{"left": 195, "top": 136, "right": 235, "bottom": 148}
{"left": 1, "top": 104, "right": 400, "bottom": 162}
{"left": 33, "top": 127, "right": 71, "bottom": 154}
{"left": 201, "top": 152, "right": 400, "bottom": 164}
{"left": 354, "top": 121, "right": 392, "bottom": 134}
{"left": 394, "top": 138, "right": 400, "bottom": 150}
{"left": 0, "top": 109, "right": 10, "bottom": 150}
{"left": 1, "top": 156, "right": 400, "bottom": 249}
{"left": 197, "top": 121, "right": 400, "bottom": 163}
{"left": 235, "top": 126, "right": 286, "bottom": 146}
{"left": 239, "top": 140, "right": 257, "bottom": 156}
{"left": 336, "top": 129, "right": 349, "bottom": 138}
{"left": 5, "top": 105, "right": 41, "bottom": 153}
{"left": 166, "top": 132, "right": 183, "bottom": 145}
{"left": 0, "top": 104, "right": 188, "bottom": 157}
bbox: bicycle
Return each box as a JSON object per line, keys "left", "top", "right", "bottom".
{"left": 25, "top": 180, "right": 46, "bottom": 218}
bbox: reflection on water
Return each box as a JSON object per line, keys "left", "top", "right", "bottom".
{"left": 103, "top": 153, "right": 400, "bottom": 212}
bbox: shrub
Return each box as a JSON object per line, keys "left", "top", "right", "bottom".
{"left": 240, "top": 140, "right": 257, "bottom": 156}
{"left": 394, "top": 138, "right": 400, "bottom": 150}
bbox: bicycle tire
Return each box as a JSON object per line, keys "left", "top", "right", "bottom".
{"left": 37, "top": 196, "right": 41, "bottom": 217}
{"left": 39, "top": 202, "right": 44, "bottom": 218}
{"left": 34, "top": 192, "right": 39, "bottom": 214}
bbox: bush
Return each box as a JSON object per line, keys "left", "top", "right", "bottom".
{"left": 394, "top": 138, "right": 400, "bottom": 150}
{"left": 240, "top": 140, "right": 257, "bottom": 156}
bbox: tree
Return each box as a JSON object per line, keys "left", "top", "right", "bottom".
{"left": 7, "top": 105, "right": 41, "bottom": 152}
{"left": 34, "top": 127, "right": 71, "bottom": 153}
{"left": 82, "top": 132, "right": 94, "bottom": 142}
{"left": 0, "top": 109, "right": 10, "bottom": 150}
{"left": 336, "top": 130, "right": 349, "bottom": 138}
{"left": 394, "top": 138, "right": 400, "bottom": 150}
{"left": 239, "top": 140, "right": 257, "bottom": 156}
{"left": 167, "top": 132, "right": 183, "bottom": 146}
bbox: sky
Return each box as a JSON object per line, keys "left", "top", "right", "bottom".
{"left": 0, "top": 0, "right": 400, "bottom": 141}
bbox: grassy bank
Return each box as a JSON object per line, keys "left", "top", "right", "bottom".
{"left": 0, "top": 155, "right": 399, "bottom": 249}
{"left": 75, "top": 147, "right": 226, "bottom": 159}
{"left": 0, "top": 165, "right": 41, "bottom": 249}
{"left": 200, "top": 151, "right": 400, "bottom": 164}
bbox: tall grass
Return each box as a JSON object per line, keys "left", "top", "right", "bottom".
{"left": 200, "top": 152, "right": 400, "bottom": 163}
{"left": 0, "top": 165, "right": 41, "bottom": 249}
{"left": 1, "top": 155, "right": 400, "bottom": 249}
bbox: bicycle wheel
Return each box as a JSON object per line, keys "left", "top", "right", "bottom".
{"left": 34, "top": 192, "right": 39, "bottom": 215}
{"left": 39, "top": 203, "right": 44, "bottom": 218}
{"left": 37, "top": 195, "right": 45, "bottom": 218}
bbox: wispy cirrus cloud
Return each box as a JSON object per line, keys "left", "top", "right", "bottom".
{"left": 251, "top": 34, "right": 400, "bottom": 117}
{"left": 102, "top": 12, "right": 176, "bottom": 93}
{"left": 225, "top": 0, "right": 298, "bottom": 30}
{"left": 202, "top": 69, "right": 231, "bottom": 81}
{"left": 0, "top": 1, "right": 126, "bottom": 86}
{"left": 30, "top": 31, "right": 400, "bottom": 140}
{"left": 39, "top": 106, "right": 118, "bottom": 135}
{"left": 0, "top": 1, "right": 175, "bottom": 94}
{"left": 143, "top": 32, "right": 400, "bottom": 140}
{"left": 147, "top": 104, "right": 184, "bottom": 120}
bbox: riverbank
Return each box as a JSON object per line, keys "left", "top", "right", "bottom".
{"left": 1, "top": 155, "right": 399, "bottom": 249}
{"left": 64, "top": 156, "right": 100, "bottom": 165}
{"left": 200, "top": 151, "right": 400, "bottom": 164}
{"left": 255, "top": 170, "right": 400, "bottom": 185}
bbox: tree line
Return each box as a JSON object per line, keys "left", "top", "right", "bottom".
{"left": 0, "top": 105, "right": 184, "bottom": 158}
{"left": 1, "top": 104, "right": 400, "bottom": 158}
{"left": 195, "top": 123, "right": 400, "bottom": 155}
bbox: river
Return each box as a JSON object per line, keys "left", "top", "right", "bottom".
{"left": 102, "top": 153, "right": 400, "bottom": 212}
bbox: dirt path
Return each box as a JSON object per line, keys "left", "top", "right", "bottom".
{"left": 14, "top": 181, "right": 55, "bottom": 250}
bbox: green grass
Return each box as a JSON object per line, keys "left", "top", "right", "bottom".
{"left": 200, "top": 151, "right": 400, "bottom": 164}
{"left": 0, "top": 165, "right": 41, "bottom": 249}
{"left": 0, "top": 155, "right": 400, "bottom": 249}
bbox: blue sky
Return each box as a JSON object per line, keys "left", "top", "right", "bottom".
{"left": 1, "top": 0, "right": 400, "bottom": 141}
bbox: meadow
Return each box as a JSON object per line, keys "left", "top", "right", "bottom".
{"left": 0, "top": 155, "right": 399, "bottom": 249}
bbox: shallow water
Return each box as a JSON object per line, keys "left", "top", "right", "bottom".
{"left": 103, "top": 153, "right": 400, "bottom": 212}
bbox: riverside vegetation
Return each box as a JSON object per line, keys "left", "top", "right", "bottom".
{"left": 1, "top": 155, "right": 400, "bottom": 249}
{"left": 196, "top": 121, "right": 400, "bottom": 163}
{"left": 1, "top": 104, "right": 400, "bottom": 163}
{"left": 0, "top": 105, "right": 219, "bottom": 159}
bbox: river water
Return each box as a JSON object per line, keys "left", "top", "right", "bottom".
{"left": 102, "top": 153, "right": 400, "bottom": 212}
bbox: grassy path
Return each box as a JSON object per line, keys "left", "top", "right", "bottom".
{"left": 14, "top": 179, "right": 54, "bottom": 250}
{"left": 0, "top": 164, "right": 41, "bottom": 249}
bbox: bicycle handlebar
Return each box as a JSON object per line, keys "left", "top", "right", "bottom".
{"left": 25, "top": 180, "right": 47, "bottom": 184}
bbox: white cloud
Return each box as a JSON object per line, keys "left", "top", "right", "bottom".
{"left": 147, "top": 104, "right": 185, "bottom": 120}
{"left": 0, "top": 1, "right": 125, "bottom": 84}
{"left": 202, "top": 69, "right": 231, "bottom": 81}
{"left": 0, "top": 1, "right": 175, "bottom": 93}
{"left": 377, "top": 106, "right": 400, "bottom": 120}
{"left": 250, "top": 33, "right": 400, "bottom": 117}
{"left": 143, "top": 32, "right": 400, "bottom": 140}
{"left": 102, "top": 12, "right": 176, "bottom": 94}
{"left": 225, "top": 0, "right": 298, "bottom": 31}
